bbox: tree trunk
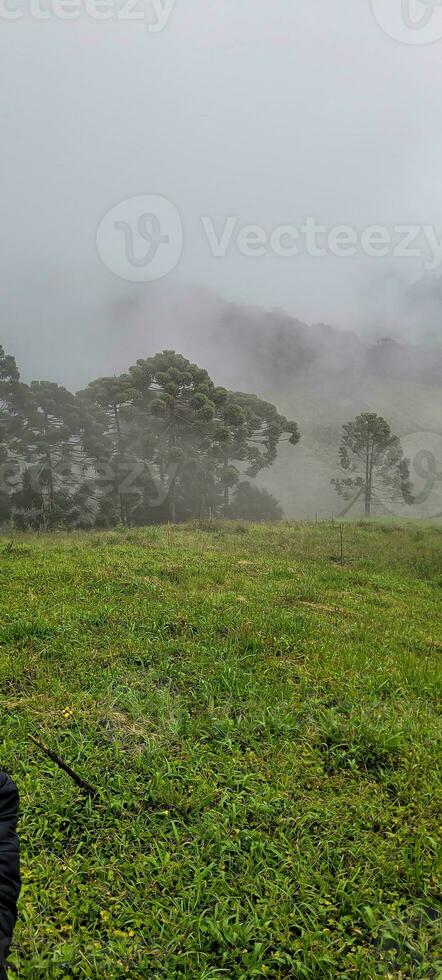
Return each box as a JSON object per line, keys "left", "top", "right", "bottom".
{"left": 364, "top": 441, "right": 371, "bottom": 516}
{"left": 367, "top": 443, "right": 375, "bottom": 518}
{"left": 44, "top": 412, "right": 55, "bottom": 515}
{"left": 113, "top": 404, "right": 127, "bottom": 526}
{"left": 168, "top": 467, "right": 178, "bottom": 524}
{"left": 200, "top": 492, "right": 207, "bottom": 520}
{"left": 47, "top": 452, "right": 54, "bottom": 513}
{"left": 223, "top": 484, "right": 229, "bottom": 517}
{"left": 167, "top": 421, "right": 178, "bottom": 523}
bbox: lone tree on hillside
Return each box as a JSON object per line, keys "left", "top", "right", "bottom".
{"left": 332, "top": 412, "right": 410, "bottom": 517}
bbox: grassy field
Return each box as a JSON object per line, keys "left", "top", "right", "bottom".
{"left": 0, "top": 521, "right": 441, "bottom": 979}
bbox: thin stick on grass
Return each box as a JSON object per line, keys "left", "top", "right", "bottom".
{"left": 339, "top": 524, "right": 344, "bottom": 565}
{"left": 29, "top": 735, "right": 99, "bottom": 799}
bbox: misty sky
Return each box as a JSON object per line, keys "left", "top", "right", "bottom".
{"left": 2, "top": 0, "right": 442, "bottom": 386}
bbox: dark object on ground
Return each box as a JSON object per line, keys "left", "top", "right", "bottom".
{"left": 0, "top": 772, "right": 20, "bottom": 977}
{"left": 29, "top": 735, "right": 99, "bottom": 798}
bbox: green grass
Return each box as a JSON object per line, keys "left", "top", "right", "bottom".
{"left": 0, "top": 521, "right": 441, "bottom": 978}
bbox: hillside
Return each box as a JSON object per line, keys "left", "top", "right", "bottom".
{"left": 1, "top": 523, "right": 441, "bottom": 978}
{"left": 259, "top": 380, "right": 442, "bottom": 520}
{"left": 5, "top": 285, "right": 441, "bottom": 522}
{"left": 104, "top": 286, "right": 442, "bottom": 519}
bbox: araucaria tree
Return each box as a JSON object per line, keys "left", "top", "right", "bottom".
{"left": 211, "top": 392, "right": 300, "bottom": 515}
{"left": 16, "top": 381, "right": 90, "bottom": 528}
{"left": 128, "top": 352, "right": 300, "bottom": 522}
{"left": 332, "top": 412, "right": 409, "bottom": 517}
{"left": 128, "top": 351, "right": 228, "bottom": 523}
{"left": 78, "top": 373, "right": 142, "bottom": 527}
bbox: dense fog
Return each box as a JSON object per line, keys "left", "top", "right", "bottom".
{"left": 1, "top": 1, "right": 441, "bottom": 519}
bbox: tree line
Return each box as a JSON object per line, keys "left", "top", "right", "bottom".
{"left": 0, "top": 342, "right": 413, "bottom": 529}
{"left": 0, "top": 345, "right": 300, "bottom": 529}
